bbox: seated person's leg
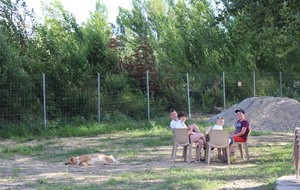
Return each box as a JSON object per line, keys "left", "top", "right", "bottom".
{"left": 190, "top": 133, "right": 203, "bottom": 143}
{"left": 194, "top": 139, "right": 205, "bottom": 162}
{"left": 189, "top": 124, "right": 201, "bottom": 134}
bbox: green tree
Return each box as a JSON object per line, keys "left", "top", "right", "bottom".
{"left": 116, "top": 0, "right": 228, "bottom": 113}
{"left": 0, "top": 0, "right": 36, "bottom": 55}
{"left": 217, "top": 0, "right": 300, "bottom": 71}
{"left": 0, "top": 0, "right": 40, "bottom": 121}
{"left": 83, "top": 0, "right": 118, "bottom": 74}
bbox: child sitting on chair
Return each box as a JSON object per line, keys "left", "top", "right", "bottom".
{"left": 213, "top": 116, "right": 225, "bottom": 130}
{"left": 210, "top": 116, "right": 234, "bottom": 162}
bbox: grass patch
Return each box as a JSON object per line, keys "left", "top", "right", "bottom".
{"left": 0, "top": 118, "right": 170, "bottom": 140}
{"left": 37, "top": 183, "right": 101, "bottom": 190}
{"left": 99, "top": 166, "right": 222, "bottom": 189}
{"left": 251, "top": 131, "right": 273, "bottom": 136}
{"left": 0, "top": 144, "right": 46, "bottom": 156}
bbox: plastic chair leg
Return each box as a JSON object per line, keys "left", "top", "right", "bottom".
{"left": 238, "top": 144, "right": 244, "bottom": 160}
{"left": 207, "top": 146, "right": 211, "bottom": 165}
{"left": 188, "top": 144, "right": 192, "bottom": 163}
{"left": 297, "top": 157, "right": 300, "bottom": 179}
{"left": 227, "top": 147, "right": 230, "bottom": 165}
{"left": 183, "top": 146, "right": 187, "bottom": 162}
{"left": 172, "top": 145, "right": 178, "bottom": 162}
{"left": 171, "top": 141, "right": 176, "bottom": 160}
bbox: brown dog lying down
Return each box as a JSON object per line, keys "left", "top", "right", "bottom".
{"left": 65, "top": 154, "right": 120, "bottom": 166}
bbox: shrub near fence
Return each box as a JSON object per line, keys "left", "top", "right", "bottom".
{"left": 0, "top": 72, "right": 300, "bottom": 128}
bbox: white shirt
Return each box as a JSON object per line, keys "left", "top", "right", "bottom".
{"left": 170, "top": 120, "right": 179, "bottom": 129}
{"left": 212, "top": 124, "right": 223, "bottom": 130}
{"left": 174, "top": 121, "right": 187, "bottom": 128}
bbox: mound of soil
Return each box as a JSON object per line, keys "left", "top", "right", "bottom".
{"left": 207, "top": 96, "right": 300, "bottom": 132}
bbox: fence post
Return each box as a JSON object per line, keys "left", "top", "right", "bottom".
{"left": 42, "top": 73, "right": 47, "bottom": 129}
{"left": 186, "top": 73, "right": 191, "bottom": 119}
{"left": 280, "top": 71, "right": 282, "bottom": 97}
{"left": 223, "top": 72, "right": 226, "bottom": 110}
{"left": 97, "top": 73, "right": 101, "bottom": 124}
{"left": 146, "top": 71, "right": 150, "bottom": 121}
{"left": 253, "top": 71, "right": 256, "bottom": 97}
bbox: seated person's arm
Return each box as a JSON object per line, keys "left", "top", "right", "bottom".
{"left": 230, "top": 127, "right": 246, "bottom": 137}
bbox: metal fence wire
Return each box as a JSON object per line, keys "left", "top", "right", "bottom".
{"left": 0, "top": 71, "right": 299, "bottom": 128}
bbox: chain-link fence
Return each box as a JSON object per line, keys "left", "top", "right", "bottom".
{"left": 1, "top": 71, "right": 299, "bottom": 128}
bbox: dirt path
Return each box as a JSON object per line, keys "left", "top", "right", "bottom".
{"left": 0, "top": 133, "right": 293, "bottom": 189}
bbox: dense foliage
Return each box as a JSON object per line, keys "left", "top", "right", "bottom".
{"left": 0, "top": 0, "right": 299, "bottom": 122}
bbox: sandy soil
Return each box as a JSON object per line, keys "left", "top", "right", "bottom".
{"left": 0, "top": 133, "right": 293, "bottom": 190}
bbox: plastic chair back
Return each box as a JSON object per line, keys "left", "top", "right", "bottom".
{"left": 209, "top": 130, "right": 229, "bottom": 148}
{"left": 173, "top": 128, "right": 189, "bottom": 145}
{"left": 206, "top": 130, "right": 230, "bottom": 165}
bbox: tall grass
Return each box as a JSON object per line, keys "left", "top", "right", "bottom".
{"left": 0, "top": 117, "right": 171, "bottom": 139}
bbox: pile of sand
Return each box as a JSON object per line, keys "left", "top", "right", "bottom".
{"left": 207, "top": 96, "right": 300, "bottom": 132}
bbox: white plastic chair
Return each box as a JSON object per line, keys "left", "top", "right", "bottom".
{"left": 172, "top": 128, "right": 197, "bottom": 163}
{"left": 206, "top": 130, "right": 230, "bottom": 165}
{"left": 293, "top": 128, "right": 300, "bottom": 179}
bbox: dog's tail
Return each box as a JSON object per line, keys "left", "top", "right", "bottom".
{"left": 109, "top": 155, "right": 120, "bottom": 164}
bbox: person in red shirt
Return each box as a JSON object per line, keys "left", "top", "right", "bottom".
{"left": 229, "top": 109, "right": 251, "bottom": 156}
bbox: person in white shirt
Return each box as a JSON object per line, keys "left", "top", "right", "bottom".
{"left": 212, "top": 117, "right": 225, "bottom": 130}
{"left": 207, "top": 116, "right": 234, "bottom": 162}
{"left": 169, "top": 109, "right": 179, "bottom": 130}
{"left": 174, "top": 111, "right": 206, "bottom": 162}
{"left": 211, "top": 117, "right": 225, "bottom": 159}
{"left": 208, "top": 116, "right": 234, "bottom": 145}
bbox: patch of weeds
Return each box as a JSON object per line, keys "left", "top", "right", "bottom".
{"left": 124, "top": 150, "right": 145, "bottom": 159}
{"left": 12, "top": 166, "right": 22, "bottom": 177}
{"left": 10, "top": 137, "right": 35, "bottom": 143}
{"left": 102, "top": 167, "right": 222, "bottom": 190}
{"left": 36, "top": 178, "right": 49, "bottom": 184}
{"left": 118, "top": 127, "right": 171, "bottom": 139}
{"left": 115, "top": 139, "right": 141, "bottom": 148}
{"left": 156, "top": 178, "right": 216, "bottom": 190}
{"left": 251, "top": 131, "right": 273, "bottom": 136}
{"left": 102, "top": 175, "right": 153, "bottom": 189}
{"left": 142, "top": 137, "right": 169, "bottom": 147}
{"left": 38, "top": 183, "right": 101, "bottom": 190}
{"left": 104, "top": 177, "right": 126, "bottom": 185}
{"left": 115, "top": 134, "right": 171, "bottom": 148}
{"left": 1, "top": 143, "right": 47, "bottom": 156}
{"left": 97, "top": 144, "right": 107, "bottom": 149}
